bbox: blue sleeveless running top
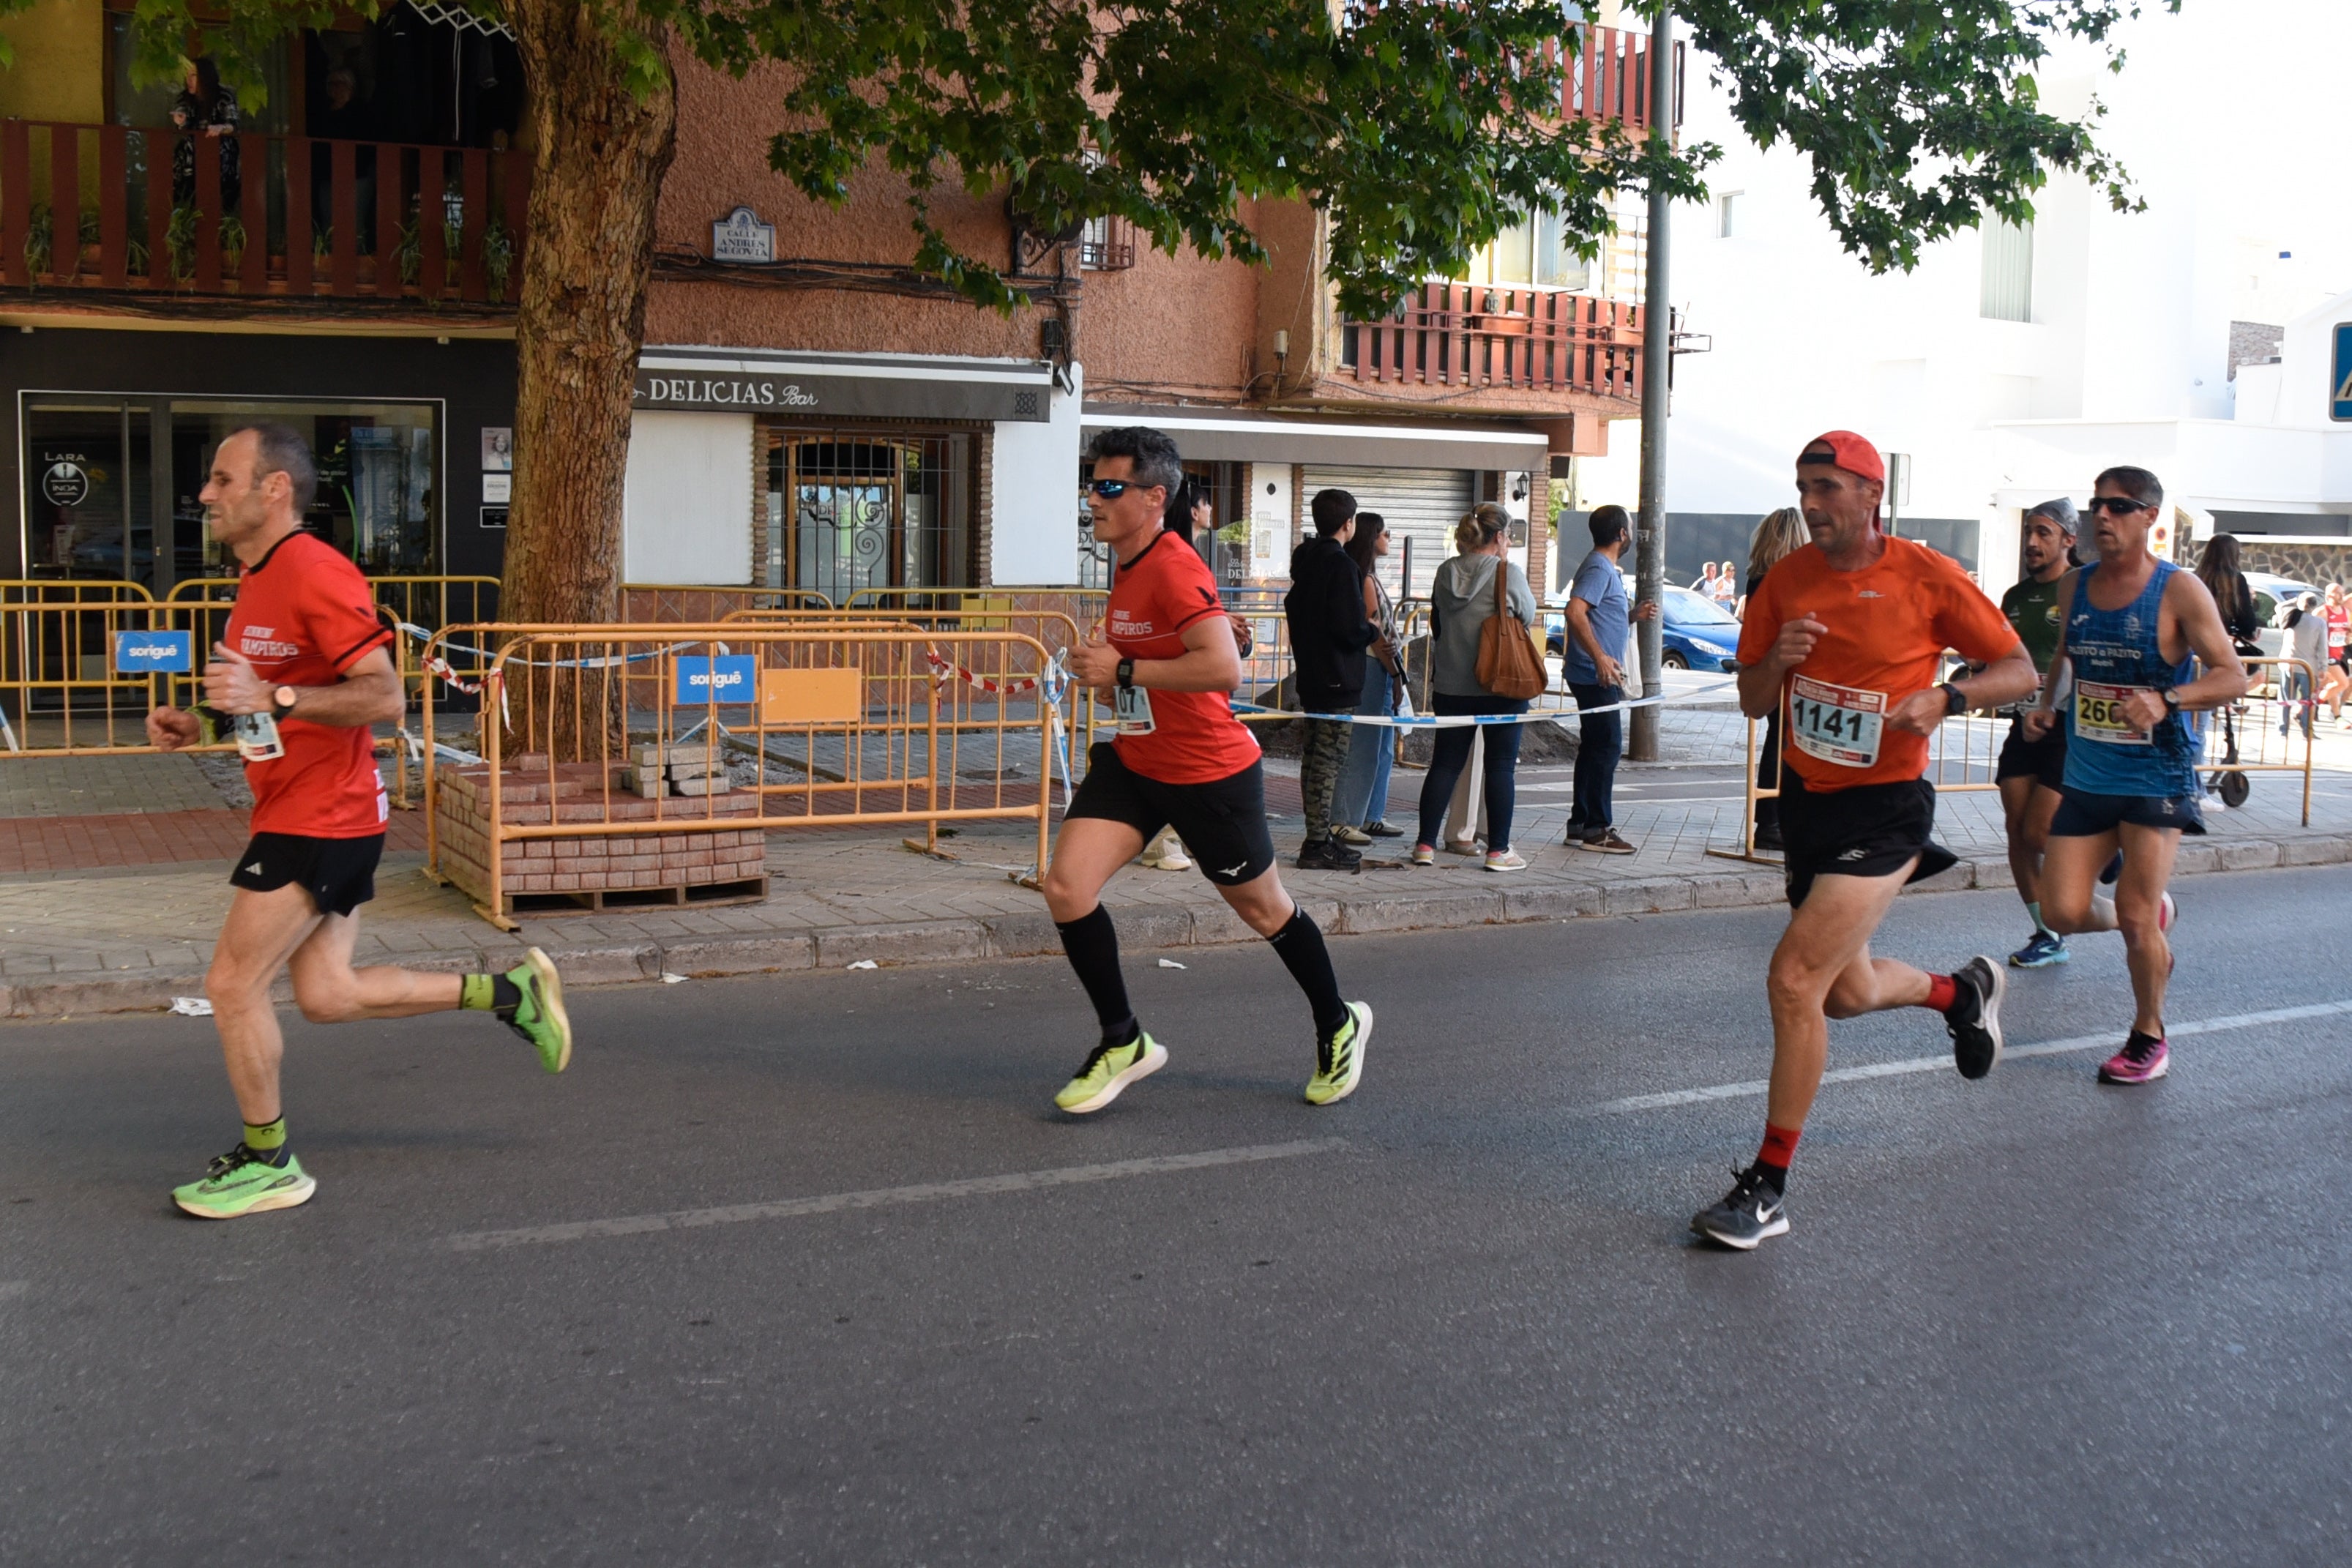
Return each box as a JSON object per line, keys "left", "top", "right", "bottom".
{"left": 2060, "top": 559, "right": 2199, "bottom": 797}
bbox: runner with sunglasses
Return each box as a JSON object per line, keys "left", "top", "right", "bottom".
{"left": 1040, "top": 427, "right": 1372, "bottom": 1113}
{"left": 1996, "top": 499, "right": 2080, "bottom": 968}
{"left": 1692, "top": 431, "right": 2038, "bottom": 1250}
{"left": 2020, "top": 467, "right": 2246, "bottom": 1086}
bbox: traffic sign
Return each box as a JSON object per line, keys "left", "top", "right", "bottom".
{"left": 2333, "top": 321, "right": 2352, "bottom": 422}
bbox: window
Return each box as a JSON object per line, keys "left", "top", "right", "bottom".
{"left": 1080, "top": 214, "right": 1136, "bottom": 272}
{"left": 1717, "top": 192, "right": 1744, "bottom": 239}
{"left": 1981, "top": 219, "right": 2034, "bottom": 322}
{"left": 1469, "top": 205, "right": 1591, "bottom": 290}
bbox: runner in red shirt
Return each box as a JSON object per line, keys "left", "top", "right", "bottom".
{"left": 1690, "top": 431, "right": 2039, "bottom": 1250}
{"left": 1039, "top": 426, "right": 1372, "bottom": 1113}
{"left": 144, "top": 424, "right": 572, "bottom": 1220}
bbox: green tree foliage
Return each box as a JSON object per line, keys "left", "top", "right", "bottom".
{"left": 3, "top": 0, "right": 2184, "bottom": 313}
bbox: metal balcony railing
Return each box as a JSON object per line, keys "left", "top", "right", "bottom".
{"left": 0, "top": 119, "right": 530, "bottom": 305}
{"left": 1337, "top": 283, "right": 1646, "bottom": 400}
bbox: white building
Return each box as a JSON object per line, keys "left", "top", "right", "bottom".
{"left": 1572, "top": 0, "right": 2352, "bottom": 597}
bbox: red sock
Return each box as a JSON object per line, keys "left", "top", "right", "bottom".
{"left": 1923, "top": 973, "right": 1957, "bottom": 1012}
{"left": 1757, "top": 1122, "right": 1801, "bottom": 1171}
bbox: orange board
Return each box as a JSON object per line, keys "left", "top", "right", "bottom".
{"left": 759, "top": 667, "right": 864, "bottom": 725}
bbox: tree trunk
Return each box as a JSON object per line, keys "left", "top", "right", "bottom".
{"left": 503, "top": 2, "right": 677, "bottom": 628}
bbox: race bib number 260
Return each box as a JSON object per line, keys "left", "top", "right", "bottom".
{"left": 2074, "top": 681, "right": 2152, "bottom": 746}
{"left": 1789, "top": 675, "right": 1886, "bottom": 768}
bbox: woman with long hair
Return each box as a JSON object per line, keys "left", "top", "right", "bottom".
{"left": 1332, "top": 512, "right": 1403, "bottom": 842}
{"left": 1410, "top": 504, "right": 1537, "bottom": 871}
{"left": 1741, "top": 507, "right": 1812, "bottom": 850}
{"left": 171, "top": 56, "right": 242, "bottom": 210}
{"left": 2195, "top": 534, "right": 2258, "bottom": 649}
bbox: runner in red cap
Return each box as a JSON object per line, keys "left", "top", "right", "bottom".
{"left": 1690, "top": 431, "right": 2039, "bottom": 1250}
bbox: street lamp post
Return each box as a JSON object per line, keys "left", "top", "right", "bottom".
{"left": 1628, "top": 1, "right": 1674, "bottom": 762}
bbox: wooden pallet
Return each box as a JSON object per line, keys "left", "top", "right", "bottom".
{"left": 488, "top": 874, "right": 770, "bottom": 922}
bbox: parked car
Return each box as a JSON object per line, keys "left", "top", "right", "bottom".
{"left": 1543, "top": 582, "right": 1742, "bottom": 672}
{"left": 2244, "top": 571, "right": 2320, "bottom": 662}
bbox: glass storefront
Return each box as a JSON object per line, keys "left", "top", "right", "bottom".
{"left": 20, "top": 397, "right": 439, "bottom": 585}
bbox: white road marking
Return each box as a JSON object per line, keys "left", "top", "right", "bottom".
{"left": 447, "top": 1138, "right": 1348, "bottom": 1253}
{"left": 1580, "top": 998, "right": 2352, "bottom": 1116}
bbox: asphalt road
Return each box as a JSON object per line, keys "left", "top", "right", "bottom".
{"left": 3, "top": 866, "right": 2348, "bottom": 1564}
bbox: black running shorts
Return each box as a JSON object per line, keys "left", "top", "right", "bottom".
{"left": 2048, "top": 787, "right": 2206, "bottom": 838}
{"left": 1994, "top": 715, "right": 2067, "bottom": 791}
{"left": 1067, "top": 742, "right": 1276, "bottom": 886}
{"left": 1777, "top": 772, "right": 1956, "bottom": 908}
{"left": 229, "top": 832, "right": 385, "bottom": 916}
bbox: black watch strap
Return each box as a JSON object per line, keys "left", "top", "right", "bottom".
{"left": 1941, "top": 682, "right": 1968, "bottom": 716}
{"left": 2161, "top": 687, "right": 2183, "bottom": 714}
{"left": 1116, "top": 657, "right": 1135, "bottom": 690}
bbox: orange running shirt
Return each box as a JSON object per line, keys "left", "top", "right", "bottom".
{"left": 1103, "top": 529, "right": 1263, "bottom": 785}
{"left": 1736, "top": 534, "right": 2018, "bottom": 791}
{"left": 223, "top": 531, "right": 395, "bottom": 837}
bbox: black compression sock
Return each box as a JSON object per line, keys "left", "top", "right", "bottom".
{"left": 1055, "top": 906, "right": 1138, "bottom": 1047}
{"left": 1749, "top": 1159, "right": 1788, "bottom": 1198}
{"left": 1267, "top": 906, "right": 1348, "bottom": 1039}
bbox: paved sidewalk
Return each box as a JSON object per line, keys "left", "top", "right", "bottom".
{"left": 7, "top": 713, "right": 2350, "bottom": 1017}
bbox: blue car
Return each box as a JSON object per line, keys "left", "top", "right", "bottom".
{"left": 1545, "top": 583, "right": 1741, "bottom": 671}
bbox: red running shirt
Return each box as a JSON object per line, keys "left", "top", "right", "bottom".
{"left": 223, "top": 531, "right": 395, "bottom": 837}
{"left": 1104, "top": 529, "right": 1263, "bottom": 784}
{"left": 1736, "top": 534, "right": 2018, "bottom": 791}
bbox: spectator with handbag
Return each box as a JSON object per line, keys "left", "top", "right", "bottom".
{"left": 1409, "top": 504, "right": 1539, "bottom": 873}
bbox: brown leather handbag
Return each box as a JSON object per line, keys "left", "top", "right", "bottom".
{"left": 1474, "top": 554, "right": 1546, "bottom": 701}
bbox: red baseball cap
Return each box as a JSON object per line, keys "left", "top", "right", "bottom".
{"left": 1796, "top": 430, "right": 1885, "bottom": 485}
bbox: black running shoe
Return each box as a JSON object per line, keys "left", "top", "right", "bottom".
{"left": 1944, "top": 955, "right": 2006, "bottom": 1080}
{"left": 1296, "top": 838, "right": 1364, "bottom": 873}
{"left": 1691, "top": 1167, "right": 1790, "bottom": 1251}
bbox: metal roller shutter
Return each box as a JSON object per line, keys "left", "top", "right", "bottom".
{"left": 1296, "top": 466, "right": 1474, "bottom": 601}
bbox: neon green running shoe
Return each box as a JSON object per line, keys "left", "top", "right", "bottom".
{"left": 1053, "top": 1031, "right": 1167, "bottom": 1114}
{"left": 1304, "top": 1001, "right": 1373, "bottom": 1106}
{"left": 172, "top": 1145, "right": 316, "bottom": 1220}
{"left": 500, "top": 947, "right": 572, "bottom": 1073}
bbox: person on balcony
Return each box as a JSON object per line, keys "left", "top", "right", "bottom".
{"left": 171, "top": 56, "right": 242, "bottom": 212}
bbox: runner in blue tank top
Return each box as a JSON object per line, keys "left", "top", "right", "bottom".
{"left": 2022, "top": 466, "right": 2247, "bottom": 1086}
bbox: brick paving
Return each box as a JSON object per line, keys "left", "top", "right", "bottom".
{"left": 6, "top": 708, "right": 2350, "bottom": 1016}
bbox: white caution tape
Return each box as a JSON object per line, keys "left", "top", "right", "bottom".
{"left": 1231, "top": 677, "right": 1738, "bottom": 727}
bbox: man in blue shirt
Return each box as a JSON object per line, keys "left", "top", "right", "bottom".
{"left": 1561, "top": 505, "right": 1658, "bottom": 853}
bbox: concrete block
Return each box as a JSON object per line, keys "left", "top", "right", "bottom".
{"left": 2281, "top": 835, "right": 2352, "bottom": 866}
{"left": 1498, "top": 884, "right": 1606, "bottom": 922}
{"left": 1335, "top": 891, "right": 1504, "bottom": 934}
{"left": 1094, "top": 904, "right": 1197, "bottom": 953}
{"left": 979, "top": 911, "right": 1064, "bottom": 958}
{"left": 815, "top": 919, "right": 988, "bottom": 968}
{"left": 673, "top": 774, "right": 733, "bottom": 798}
{"left": 14, "top": 972, "right": 190, "bottom": 1017}
{"left": 1971, "top": 858, "right": 2018, "bottom": 891}
{"left": 1692, "top": 873, "right": 1782, "bottom": 909}
{"left": 537, "top": 944, "right": 662, "bottom": 985}
{"left": 2214, "top": 839, "right": 2280, "bottom": 871}
{"left": 1907, "top": 861, "right": 1976, "bottom": 895}
{"left": 1184, "top": 900, "right": 1263, "bottom": 947}
{"left": 2172, "top": 840, "right": 2221, "bottom": 875}
{"left": 660, "top": 933, "right": 815, "bottom": 976}
{"left": 1603, "top": 878, "right": 1696, "bottom": 916}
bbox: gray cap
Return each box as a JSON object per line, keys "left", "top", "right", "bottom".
{"left": 2025, "top": 496, "right": 2079, "bottom": 534}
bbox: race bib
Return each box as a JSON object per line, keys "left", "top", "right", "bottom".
{"left": 1788, "top": 675, "right": 1886, "bottom": 768}
{"left": 2074, "top": 681, "right": 2152, "bottom": 745}
{"left": 1113, "top": 682, "right": 1156, "bottom": 736}
{"left": 232, "top": 711, "right": 285, "bottom": 763}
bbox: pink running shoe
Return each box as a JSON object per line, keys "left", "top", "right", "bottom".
{"left": 2098, "top": 1031, "right": 2170, "bottom": 1085}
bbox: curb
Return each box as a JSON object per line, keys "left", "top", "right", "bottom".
{"left": 10, "top": 832, "right": 2351, "bottom": 1020}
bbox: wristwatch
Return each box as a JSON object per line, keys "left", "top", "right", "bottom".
{"left": 1941, "top": 682, "right": 1968, "bottom": 717}
{"left": 2160, "top": 688, "right": 2184, "bottom": 716}
{"left": 271, "top": 684, "right": 298, "bottom": 720}
{"left": 1115, "top": 658, "right": 1135, "bottom": 690}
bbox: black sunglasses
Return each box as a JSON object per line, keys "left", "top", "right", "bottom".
{"left": 1086, "top": 478, "right": 1138, "bottom": 499}
{"left": 2084, "top": 496, "right": 2153, "bottom": 517}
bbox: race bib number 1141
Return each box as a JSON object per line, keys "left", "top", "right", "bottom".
{"left": 1789, "top": 674, "right": 1886, "bottom": 768}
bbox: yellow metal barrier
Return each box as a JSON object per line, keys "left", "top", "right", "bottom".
{"left": 622, "top": 584, "right": 835, "bottom": 622}
{"left": 419, "top": 623, "right": 1056, "bottom": 925}
{"left": 1715, "top": 656, "right": 2323, "bottom": 857}
{"left": 0, "top": 580, "right": 186, "bottom": 754}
